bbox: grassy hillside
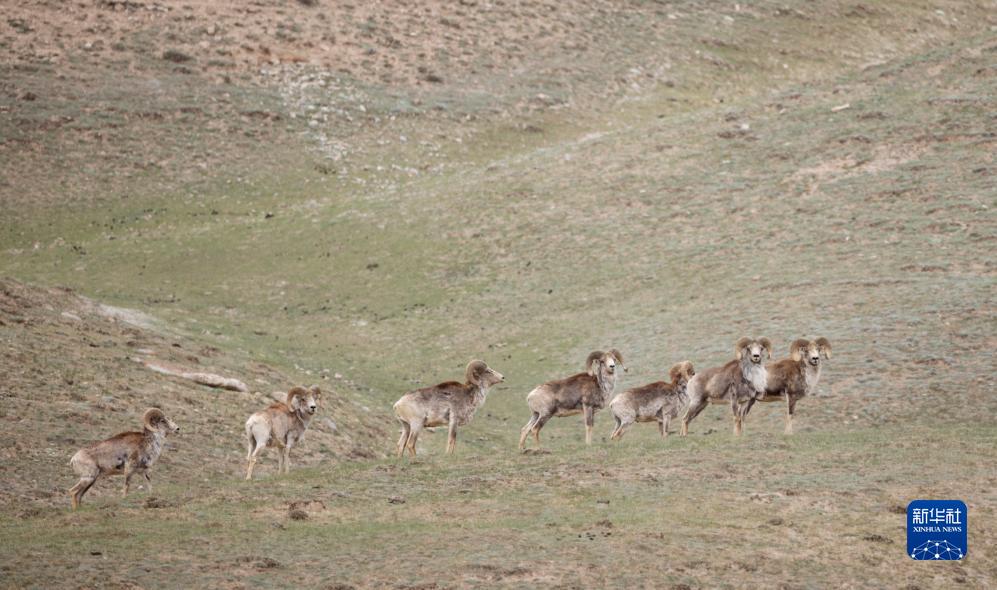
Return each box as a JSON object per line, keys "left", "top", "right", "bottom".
{"left": 1, "top": 0, "right": 995, "bottom": 587}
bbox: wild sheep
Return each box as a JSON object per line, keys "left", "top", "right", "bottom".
{"left": 609, "top": 361, "right": 695, "bottom": 440}
{"left": 519, "top": 349, "right": 625, "bottom": 450}
{"left": 68, "top": 408, "right": 180, "bottom": 509}
{"left": 754, "top": 338, "right": 832, "bottom": 434}
{"left": 680, "top": 337, "right": 772, "bottom": 436}
{"left": 393, "top": 360, "right": 504, "bottom": 457}
{"left": 245, "top": 386, "right": 321, "bottom": 480}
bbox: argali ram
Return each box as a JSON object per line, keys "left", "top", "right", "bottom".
{"left": 609, "top": 361, "right": 695, "bottom": 440}
{"left": 519, "top": 349, "right": 625, "bottom": 449}
{"left": 68, "top": 408, "right": 180, "bottom": 509}
{"left": 753, "top": 337, "right": 832, "bottom": 433}
{"left": 245, "top": 386, "right": 321, "bottom": 480}
{"left": 681, "top": 337, "right": 772, "bottom": 436}
{"left": 393, "top": 360, "right": 504, "bottom": 457}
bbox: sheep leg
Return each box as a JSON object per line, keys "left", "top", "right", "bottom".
{"left": 611, "top": 415, "right": 633, "bottom": 441}
{"left": 785, "top": 395, "right": 798, "bottom": 435}
{"left": 69, "top": 476, "right": 96, "bottom": 510}
{"left": 122, "top": 462, "right": 137, "bottom": 497}
{"left": 69, "top": 481, "right": 83, "bottom": 509}
{"left": 397, "top": 422, "right": 411, "bottom": 458}
{"left": 282, "top": 444, "right": 292, "bottom": 474}
{"left": 731, "top": 396, "right": 744, "bottom": 436}
{"left": 532, "top": 414, "right": 550, "bottom": 448}
{"left": 246, "top": 429, "right": 268, "bottom": 480}
{"left": 681, "top": 399, "right": 707, "bottom": 436}
{"left": 519, "top": 412, "right": 539, "bottom": 450}
{"left": 660, "top": 415, "right": 670, "bottom": 438}
{"left": 731, "top": 395, "right": 739, "bottom": 435}
{"left": 143, "top": 471, "right": 153, "bottom": 494}
{"left": 77, "top": 477, "right": 97, "bottom": 508}
{"left": 583, "top": 404, "right": 595, "bottom": 445}
{"left": 407, "top": 421, "right": 423, "bottom": 457}
{"left": 610, "top": 415, "right": 623, "bottom": 440}
{"left": 446, "top": 417, "right": 458, "bottom": 455}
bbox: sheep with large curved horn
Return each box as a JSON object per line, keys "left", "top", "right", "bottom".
{"left": 520, "top": 349, "right": 625, "bottom": 449}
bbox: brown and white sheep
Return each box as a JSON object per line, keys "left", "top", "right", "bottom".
{"left": 68, "top": 408, "right": 180, "bottom": 509}
{"left": 393, "top": 360, "right": 504, "bottom": 457}
{"left": 609, "top": 361, "right": 695, "bottom": 440}
{"left": 245, "top": 386, "right": 321, "bottom": 480}
{"left": 753, "top": 337, "right": 831, "bottom": 434}
{"left": 519, "top": 349, "right": 625, "bottom": 449}
{"left": 680, "top": 337, "right": 772, "bottom": 436}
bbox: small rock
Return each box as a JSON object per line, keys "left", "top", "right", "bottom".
{"left": 387, "top": 496, "right": 406, "bottom": 504}
{"left": 289, "top": 509, "right": 308, "bottom": 521}
{"left": 144, "top": 497, "right": 173, "bottom": 509}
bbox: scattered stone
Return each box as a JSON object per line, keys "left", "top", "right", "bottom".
{"left": 520, "top": 448, "right": 551, "bottom": 455}
{"left": 143, "top": 362, "right": 248, "bottom": 392}
{"left": 387, "top": 496, "right": 406, "bottom": 504}
{"left": 144, "top": 497, "right": 174, "bottom": 509}
{"left": 289, "top": 509, "right": 308, "bottom": 521}
{"left": 162, "top": 49, "right": 193, "bottom": 63}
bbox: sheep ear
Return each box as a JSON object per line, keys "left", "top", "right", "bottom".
{"left": 310, "top": 386, "right": 321, "bottom": 400}
{"left": 608, "top": 349, "right": 626, "bottom": 371}
{"left": 759, "top": 338, "right": 772, "bottom": 359}
{"left": 735, "top": 338, "right": 750, "bottom": 360}
{"left": 815, "top": 337, "right": 832, "bottom": 359}
{"left": 790, "top": 339, "right": 807, "bottom": 362}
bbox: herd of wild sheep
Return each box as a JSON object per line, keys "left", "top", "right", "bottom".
{"left": 67, "top": 336, "right": 830, "bottom": 509}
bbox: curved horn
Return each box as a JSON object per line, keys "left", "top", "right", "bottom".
{"left": 608, "top": 348, "right": 626, "bottom": 371}
{"left": 286, "top": 386, "right": 308, "bottom": 408}
{"left": 668, "top": 363, "right": 684, "bottom": 384}
{"left": 759, "top": 337, "right": 773, "bottom": 359}
{"left": 585, "top": 351, "right": 604, "bottom": 376}
{"left": 789, "top": 339, "right": 809, "bottom": 363}
{"left": 815, "top": 337, "right": 832, "bottom": 359}
{"left": 734, "top": 337, "right": 751, "bottom": 360}
{"left": 309, "top": 385, "right": 322, "bottom": 399}
{"left": 465, "top": 360, "right": 488, "bottom": 385}
{"left": 143, "top": 408, "right": 165, "bottom": 430}
{"left": 683, "top": 361, "right": 695, "bottom": 378}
